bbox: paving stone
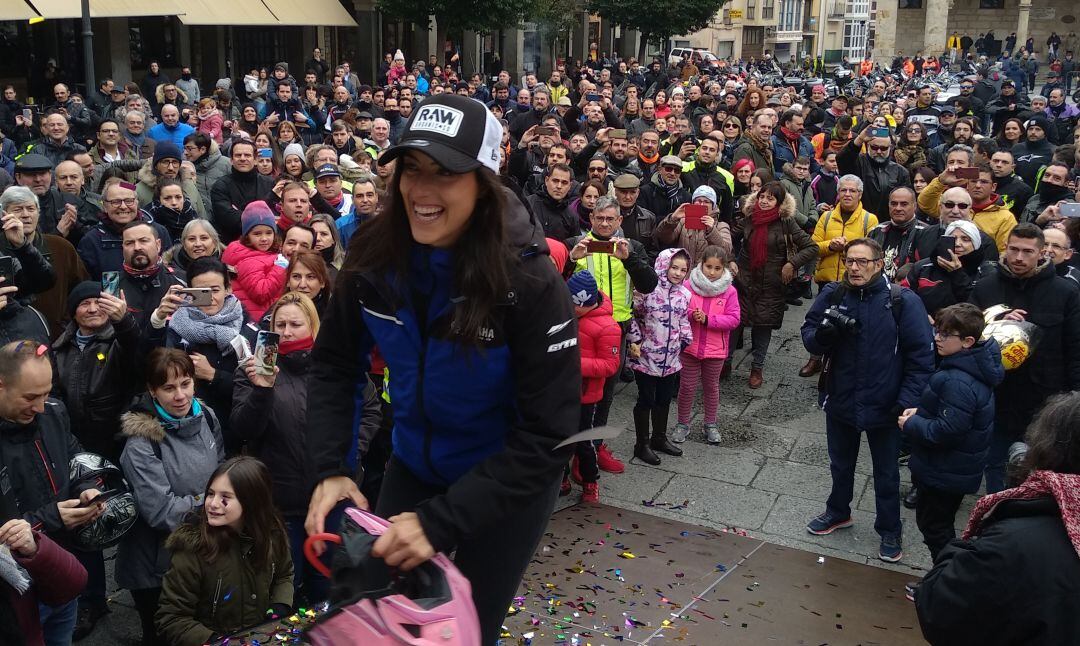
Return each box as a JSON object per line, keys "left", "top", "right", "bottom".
{"left": 752, "top": 457, "right": 865, "bottom": 501}
{"left": 653, "top": 474, "right": 778, "bottom": 530}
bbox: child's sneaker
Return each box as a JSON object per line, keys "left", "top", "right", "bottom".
{"left": 671, "top": 423, "right": 691, "bottom": 443}
{"left": 581, "top": 482, "right": 600, "bottom": 504}
{"left": 597, "top": 443, "right": 625, "bottom": 473}
{"left": 705, "top": 423, "right": 721, "bottom": 444}
{"left": 559, "top": 476, "right": 572, "bottom": 496}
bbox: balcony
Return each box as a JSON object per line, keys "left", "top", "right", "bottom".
{"left": 827, "top": 0, "right": 845, "bottom": 19}
{"left": 765, "top": 27, "right": 805, "bottom": 42}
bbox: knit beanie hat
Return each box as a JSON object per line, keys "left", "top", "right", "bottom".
{"left": 153, "top": 141, "right": 182, "bottom": 167}
{"left": 692, "top": 185, "right": 717, "bottom": 206}
{"left": 567, "top": 271, "right": 599, "bottom": 307}
{"left": 241, "top": 200, "right": 277, "bottom": 238}
{"left": 545, "top": 238, "right": 569, "bottom": 274}
{"left": 944, "top": 221, "right": 982, "bottom": 251}
{"left": 68, "top": 281, "right": 101, "bottom": 317}
{"left": 283, "top": 143, "right": 305, "bottom": 163}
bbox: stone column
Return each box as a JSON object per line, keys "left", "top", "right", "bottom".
{"left": 873, "top": 0, "right": 898, "bottom": 60}
{"left": 105, "top": 18, "right": 132, "bottom": 84}
{"left": 1015, "top": 0, "right": 1032, "bottom": 53}
{"left": 922, "top": 0, "right": 950, "bottom": 56}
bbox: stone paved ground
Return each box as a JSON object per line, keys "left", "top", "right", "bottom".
{"left": 83, "top": 301, "right": 963, "bottom": 644}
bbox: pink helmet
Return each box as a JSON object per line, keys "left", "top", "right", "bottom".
{"left": 304, "top": 507, "right": 481, "bottom": 645}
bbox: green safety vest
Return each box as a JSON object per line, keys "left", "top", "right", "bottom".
{"left": 572, "top": 234, "right": 634, "bottom": 323}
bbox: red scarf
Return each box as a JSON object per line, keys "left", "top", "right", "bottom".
{"left": 276, "top": 213, "right": 310, "bottom": 232}
{"left": 122, "top": 261, "right": 163, "bottom": 278}
{"left": 972, "top": 193, "right": 999, "bottom": 213}
{"left": 964, "top": 470, "right": 1080, "bottom": 557}
{"left": 279, "top": 336, "right": 314, "bottom": 355}
{"left": 749, "top": 203, "right": 781, "bottom": 270}
{"left": 780, "top": 126, "right": 801, "bottom": 143}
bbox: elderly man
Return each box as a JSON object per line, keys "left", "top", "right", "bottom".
{"left": 1042, "top": 227, "right": 1080, "bottom": 286}
{"left": 77, "top": 181, "right": 171, "bottom": 280}
{"left": 20, "top": 110, "right": 87, "bottom": 168}
{"left": 122, "top": 111, "right": 156, "bottom": 160}
{"left": 54, "top": 159, "right": 103, "bottom": 232}
{"left": 918, "top": 162, "right": 1017, "bottom": 252}
{"left": 12, "top": 154, "right": 82, "bottom": 242}
{"left": 47, "top": 83, "right": 94, "bottom": 144}
{"left": 837, "top": 124, "right": 909, "bottom": 220}
{"left": 146, "top": 105, "right": 195, "bottom": 150}
{"left": 910, "top": 185, "right": 995, "bottom": 263}
{"left": 0, "top": 185, "right": 55, "bottom": 299}
{"left": 370, "top": 118, "right": 392, "bottom": 151}
{"left": 0, "top": 186, "right": 88, "bottom": 338}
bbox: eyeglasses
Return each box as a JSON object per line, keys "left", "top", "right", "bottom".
{"left": 868, "top": 144, "right": 891, "bottom": 152}
{"left": 661, "top": 165, "right": 682, "bottom": 172}
{"left": 593, "top": 216, "right": 619, "bottom": 223}
{"left": 98, "top": 128, "right": 119, "bottom": 134}
{"left": 104, "top": 198, "right": 138, "bottom": 207}
{"left": 941, "top": 201, "right": 970, "bottom": 210}
{"left": 723, "top": 123, "right": 740, "bottom": 128}
{"left": 842, "top": 257, "right": 880, "bottom": 268}
{"left": 933, "top": 329, "right": 961, "bottom": 339}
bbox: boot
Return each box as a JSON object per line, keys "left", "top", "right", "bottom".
{"left": 749, "top": 367, "right": 764, "bottom": 389}
{"left": 799, "top": 357, "right": 822, "bottom": 377}
{"left": 650, "top": 407, "right": 683, "bottom": 457}
{"left": 633, "top": 408, "right": 660, "bottom": 465}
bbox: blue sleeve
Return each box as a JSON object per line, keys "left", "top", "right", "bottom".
{"left": 896, "top": 291, "right": 936, "bottom": 410}
{"left": 905, "top": 378, "right": 978, "bottom": 448}
{"left": 801, "top": 282, "right": 837, "bottom": 355}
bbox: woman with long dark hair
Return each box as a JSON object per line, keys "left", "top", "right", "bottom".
{"left": 303, "top": 95, "right": 580, "bottom": 644}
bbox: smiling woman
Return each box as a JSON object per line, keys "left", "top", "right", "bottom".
{"left": 304, "top": 95, "right": 581, "bottom": 644}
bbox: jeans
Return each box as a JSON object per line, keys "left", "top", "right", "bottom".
{"left": 824, "top": 416, "right": 902, "bottom": 540}
{"left": 39, "top": 598, "right": 78, "bottom": 646}
{"left": 913, "top": 478, "right": 965, "bottom": 562}
{"left": 750, "top": 326, "right": 773, "bottom": 369}
{"left": 376, "top": 456, "right": 560, "bottom": 646}
{"left": 592, "top": 321, "right": 629, "bottom": 428}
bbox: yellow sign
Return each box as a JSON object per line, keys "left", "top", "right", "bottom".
{"left": 729, "top": 9, "right": 743, "bottom": 18}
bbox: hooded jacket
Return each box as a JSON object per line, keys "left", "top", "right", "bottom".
{"left": 576, "top": 294, "right": 621, "bottom": 404}
{"left": 684, "top": 268, "right": 740, "bottom": 361}
{"left": 221, "top": 241, "right": 287, "bottom": 320}
{"left": 306, "top": 188, "right": 581, "bottom": 553}
{"left": 627, "top": 248, "right": 693, "bottom": 377}
{"left": 157, "top": 523, "right": 293, "bottom": 646}
{"left": 134, "top": 161, "right": 207, "bottom": 220}
{"left": 812, "top": 202, "right": 879, "bottom": 283}
{"left": 526, "top": 187, "right": 578, "bottom": 242}
{"left": 116, "top": 394, "right": 224, "bottom": 591}
{"left": 802, "top": 275, "right": 935, "bottom": 429}
{"left": 904, "top": 339, "right": 1005, "bottom": 493}
{"left": 192, "top": 147, "right": 232, "bottom": 217}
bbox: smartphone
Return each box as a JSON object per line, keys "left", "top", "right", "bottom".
{"left": 78, "top": 489, "right": 122, "bottom": 508}
{"left": 535, "top": 126, "right": 557, "bottom": 136}
{"left": 585, "top": 239, "right": 616, "bottom": 255}
{"left": 609, "top": 128, "right": 628, "bottom": 139}
{"left": 0, "top": 256, "right": 13, "bottom": 287}
{"left": 955, "top": 167, "right": 981, "bottom": 180}
{"left": 21, "top": 108, "right": 31, "bottom": 123}
{"left": 871, "top": 127, "right": 891, "bottom": 138}
{"left": 101, "top": 270, "right": 120, "bottom": 297}
{"left": 255, "top": 331, "right": 280, "bottom": 377}
{"left": 934, "top": 235, "right": 956, "bottom": 261}
{"left": 257, "top": 148, "right": 273, "bottom": 159}
{"left": 178, "top": 287, "right": 213, "bottom": 307}
{"left": 1060, "top": 202, "right": 1080, "bottom": 218}
{"left": 586, "top": 93, "right": 601, "bottom": 102}
{"left": 684, "top": 204, "right": 707, "bottom": 230}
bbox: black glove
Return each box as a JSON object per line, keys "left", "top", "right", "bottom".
{"left": 815, "top": 319, "right": 840, "bottom": 347}
{"left": 266, "top": 603, "right": 293, "bottom": 620}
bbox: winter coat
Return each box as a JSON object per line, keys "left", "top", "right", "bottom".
{"left": 802, "top": 275, "right": 935, "bottom": 429}
{"left": 306, "top": 188, "right": 581, "bottom": 553}
{"left": 995, "top": 173, "right": 1033, "bottom": 217}
{"left": 836, "top": 139, "right": 910, "bottom": 220}
{"left": 196, "top": 111, "right": 224, "bottom": 144}
{"left": 653, "top": 209, "right": 732, "bottom": 267}
{"left": 52, "top": 314, "right": 140, "bottom": 461}
{"left": 1010, "top": 138, "right": 1054, "bottom": 187}
{"left": 0, "top": 300, "right": 50, "bottom": 348}
{"left": 970, "top": 259, "right": 1080, "bottom": 414}
{"left": 526, "top": 189, "right": 578, "bottom": 242}
{"left": 917, "top": 178, "right": 1017, "bottom": 252}
{"left": 904, "top": 339, "right": 1004, "bottom": 493}
{"left": 147, "top": 122, "right": 196, "bottom": 150}
{"left": 0, "top": 399, "right": 90, "bottom": 535}
{"left": 117, "top": 394, "right": 224, "bottom": 591}
{"left": 192, "top": 148, "right": 232, "bottom": 218}
{"left": 157, "top": 523, "right": 293, "bottom": 646}
{"left": 639, "top": 175, "right": 691, "bottom": 220}
{"left": 117, "top": 264, "right": 187, "bottom": 330}
{"left": 812, "top": 202, "right": 879, "bottom": 283}
{"left": 141, "top": 200, "right": 198, "bottom": 244}
{"left": 619, "top": 204, "right": 661, "bottom": 262}
{"left": 627, "top": 248, "right": 693, "bottom": 377}
{"left": 901, "top": 255, "right": 980, "bottom": 317}
{"left": 810, "top": 172, "right": 838, "bottom": 209}
{"left": 916, "top": 496, "right": 1080, "bottom": 645}
{"left": 736, "top": 193, "right": 817, "bottom": 328}
{"left": 18, "top": 234, "right": 88, "bottom": 340}
{"left": 134, "top": 161, "right": 207, "bottom": 220}
{"left": 869, "top": 220, "right": 926, "bottom": 279}
{"left": 221, "top": 241, "right": 286, "bottom": 320}
{"left": 680, "top": 159, "right": 736, "bottom": 225}
{"left": 19, "top": 137, "right": 86, "bottom": 168}
{"left": 770, "top": 132, "right": 818, "bottom": 175}
{"left": 231, "top": 349, "right": 382, "bottom": 517}
{"left": 8, "top": 531, "right": 87, "bottom": 646}
{"left": 76, "top": 215, "right": 172, "bottom": 281}
{"left": 778, "top": 165, "right": 817, "bottom": 228}
{"left": 210, "top": 169, "right": 275, "bottom": 243}
{"left": 576, "top": 295, "right": 621, "bottom": 404}
{"left": 683, "top": 273, "right": 741, "bottom": 360}
{"left": 567, "top": 232, "right": 659, "bottom": 323}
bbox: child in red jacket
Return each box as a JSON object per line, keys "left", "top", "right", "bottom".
{"left": 565, "top": 270, "right": 621, "bottom": 503}
{"left": 222, "top": 201, "right": 288, "bottom": 320}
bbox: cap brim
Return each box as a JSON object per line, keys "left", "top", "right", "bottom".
{"left": 378, "top": 140, "right": 482, "bottom": 174}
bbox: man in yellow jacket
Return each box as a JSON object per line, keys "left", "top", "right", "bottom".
{"left": 917, "top": 164, "right": 1017, "bottom": 253}
{"left": 812, "top": 174, "right": 880, "bottom": 284}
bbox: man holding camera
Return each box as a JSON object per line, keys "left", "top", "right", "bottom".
{"left": 801, "top": 238, "right": 934, "bottom": 563}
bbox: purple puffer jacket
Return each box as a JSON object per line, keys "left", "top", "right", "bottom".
{"left": 628, "top": 248, "right": 693, "bottom": 377}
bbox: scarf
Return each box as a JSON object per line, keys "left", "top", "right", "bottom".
{"left": 573, "top": 199, "right": 592, "bottom": 232}
{"left": 779, "top": 126, "right": 801, "bottom": 143}
{"left": 964, "top": 470, "right": 1080, "bottom": 557}
{"left": 657, "top": 176, "right": 683, "bottom": 213}
{"left": 277, "top": 213, "right": 310, "bottom": 232}
{"left": 749, "top": 203, "right": 781, "bottom": 270}
{"left": 123, "top": 261, "right": 163, "bottom": 278}
{"left": 639, "top": 151, "right": 659, "bottom": 165}
{"left": 0, "top": 546, "right": 30, "bottom": 594}
{"left": 1038, "top": 181, "right": 1073, "bottom": 204}
{"left": 125, "top": 129, "right": 146, "bottom": 148}
{"left": 746, "top": 129, "right": 774, "bottom": 169}
{"left": 279, "top": 336, "right": 314, "bottom": 355}
{"left": 167, "top": 295, "right": 245, "bottom": 353}
{"left": 689, "top": 265, "right": 732, "bottom": 297}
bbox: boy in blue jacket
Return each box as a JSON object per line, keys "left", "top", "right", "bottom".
{"left": 898, "top": 302, "right": 1004, "bottom": 598}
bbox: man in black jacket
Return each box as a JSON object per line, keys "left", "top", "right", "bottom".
{"left": 837, "top": 127, "right": 910, "bottom": 221}
{"left": 970, "top": 223, "right": 1080, "bottom": 492}
{"left": 990, "top": 149, "right": 1033, "bottom": 217}
{"left": 525, "top": 164, "right": 578, "bottom": 241}
{"left": 116, "top": 221, "right": 185, "bottom": 329}
{"left": 210, "top": 140, "right": 274, "bottom": 243}
{"left": 1011, "top": 115, "right": 1056, "bottom": 186}
{"left": 612, "top": 174, "right": 659, "bottom": 261}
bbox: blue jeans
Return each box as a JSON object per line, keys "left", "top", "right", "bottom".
{"left": 284, "top": 504, "right": 345, "bottom": 604}
{"left": 984, "top": 408, "right": 1027, "bottom": 493}
{"left": 39, "top": 598, "right": 78, "bottom": 646}
{"left": 825, "top": 416, "right": 902, "bottom": 540}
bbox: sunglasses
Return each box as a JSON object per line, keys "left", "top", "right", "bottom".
{"left": 868, "top": 144, "right": 891, "bottom": 152}
{"left": 941, "top": 201, "right": 971, "bottom": 210}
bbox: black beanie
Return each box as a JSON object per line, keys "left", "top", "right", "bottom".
{"left": 68, "top": 281, "right": 101, "bottom": 317}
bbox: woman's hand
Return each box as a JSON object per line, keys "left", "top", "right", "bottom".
{"left": 936, "top": 249, "right": 963, "bottom": 272}
{"left": 243, "top": 356, "right": 278, "bottom": 388}
{"left": 670, "top": 205, "right": 686, "bottom": 221}
{"left": 781, "top": 262, "right": 795, "bottom": 284}
{"left": 701, "top": 215, "right": 716, "bottom": 229}
{"left": 305, "top": 476, "right": 370, "bottom": 554}
{"left": 371, "top": 512, "right": 435, "bottom": 571}
{"left": 189, "top": 353, "right": 217, "bottom": 382}
{"left": 628, "top": 343, "right": 641, "bottom": 359}
{"left": 0, "top": 519, "right": 37, "bottom": 557}
{"left": 727, "top": 261, "right": 739, "bottom": 278}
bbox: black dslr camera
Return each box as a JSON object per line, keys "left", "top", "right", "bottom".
{"left": 820, "top": 306, "right": 859, "bottom": 335}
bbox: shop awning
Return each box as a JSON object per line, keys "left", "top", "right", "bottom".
{"left": 174, "top": 0, "right": 280, "bottom": 25}
{"left": 1, "top": 2, "right": 40, "bottom": 21}
{"left": 24, "top": 0, "right": 185, "bottom": 19}
{"left": 261, "top": 0, "right": 357, "bottom": 26}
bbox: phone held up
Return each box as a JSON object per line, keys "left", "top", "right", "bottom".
{"left": 255, "top": 331, "right": 280, "bottom": 377}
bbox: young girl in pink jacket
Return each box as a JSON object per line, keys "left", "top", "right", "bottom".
{"left": 221, "top": 201, "right": 287, "bottom": 319}
{"left": 675, "top": 245, "right": 741, "bottom": 445}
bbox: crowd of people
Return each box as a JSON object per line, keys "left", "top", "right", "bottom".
{"left": 0, "top": 40, "right": 1077, "bottom": 646}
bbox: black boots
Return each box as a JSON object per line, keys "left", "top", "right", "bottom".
{"left": 650, "top": 407, "right": 683, "bottom": 457}
{"left": 633, "top": 408, "right": 660, "bottom": 465}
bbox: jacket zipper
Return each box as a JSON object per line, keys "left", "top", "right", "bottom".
{"left": 34, "top": 440, "right": 58, "bottom": 495}
{"left": 211, "top": 574, "right": 222, "bottom": 621}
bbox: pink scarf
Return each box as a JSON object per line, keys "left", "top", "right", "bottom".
{"left": 964, "top": 470, "right": 1080, "bottom": 557}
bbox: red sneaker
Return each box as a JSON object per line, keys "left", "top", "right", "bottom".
{"left": 559, "top": 477, "right": 572, "bottom": 496}
{"left": 570, "top": 456, "right": 583, "bottom": 484}
{"left": 597, "top": 443, "right": 625, "bottom": 474}
{"left": 581, "top": 482, "right": 600, "bottom": 504}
